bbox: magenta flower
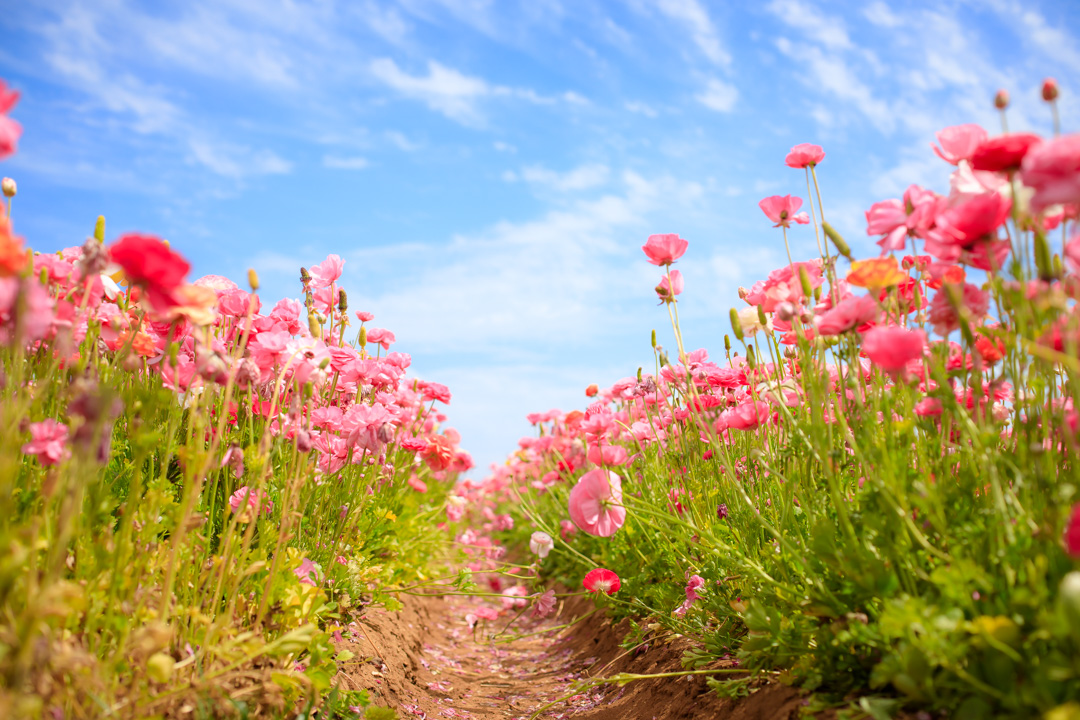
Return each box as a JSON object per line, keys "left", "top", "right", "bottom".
{"left": 931, "top": 124, "right": 988, "bottom": 165}
{"left": 229, "top": 486, "right": 273, "bottom": 522}
{"left": 22, "top": 419, "right": 70, "bottom": 466}
{"left": 568, "top": 468, "right": 626, "bottom": 537}
{"left": 675, "top": 574, "right": 706, "bottom": 616}
{"left": 758, "top": 195, "right": 810, "bottom": 228}
{"left": 642, "top": 233, "right": 689, "bottom": 266}
{"left": 719, "top": 400, "right": 771, "bottom": 431}
{"left": 582, "top": 568, "right": 621, "bottom": 595}
{"left": 785, "top": 143, "right": 825, "bottom": 168}
{"left": 1065, "top": 504, "right": 1080, "bottom": 558}
{"left": 0, "top": 79, "right": 21, "bottom": 160}
{"left": 861, "top": 326, "right": 926, "bottom": 374}
{"left": 1020, "top": 134, "right": 1080, "bottom": 213}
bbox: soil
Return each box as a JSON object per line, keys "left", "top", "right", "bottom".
{"left": 335, "top": 592, "right": 807, "bottom": 720}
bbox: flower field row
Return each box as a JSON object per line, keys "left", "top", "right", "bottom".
{"left": 459, "top": 81, "right": 1080, "bottom": 718}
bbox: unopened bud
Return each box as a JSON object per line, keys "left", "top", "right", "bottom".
{"left": 247, "top": 268, "right": 259, "bottom": 291}
{"left": 1042, "top": 78, "right": 1059, "bottom": 103}
{"left": 377, "top": 422, "right": 395, "bottom": 444}
{"left": 1034, "top": 230, "right": 1055, "bottom": 281}
{"left": 994, "top": 89, "right": 1010, "bottom": 110}
{"left": 756, "top": 304, "right": 768, "bottom": 327}
{"left": 358, "top": 326, "right": 367, "bottom": 347}
{"left": 651, "top": 329, "right": 657, "bottom": 348}
{"left": 162, "top": 239, "right": 170, "bottom": 249}
{"left": 724, "top": 334, "right": 731, "bottom": 352}
{"left": 775, "top": 301, "right": 796, "bottom": 322}
{"left": 822, "top": 222, "right": 852, "bottom": 259}
{"left": 798, "top": 266, "right": 812, "bottom": 297}
{"left": 94, "top": 216, "right": 106, "bottom": 243}
{"left": 737, "top": 286, "right": 750, "bottom": 301}
{"left": 308, "top": 312, "right": 322, "bottom": 339}
{"left": 636, "top": 366, "right": 643, "bottom": 382}
{"left": 730, "top": 308, "right": 744, "bottom": 341}
{"left": 146, "top": 652, "right": 175, "bottom": 683}
{"left": 745, "top": 345, "right": 756, "bottom": 369}
{"left": 296, "top": 429, "right": 313, "bottom": 453}
{"left": 300, "top": 267, "right": 311, "bottom": 286}
{"left": 1, "top": 177, "right": 15, "bottom": 198}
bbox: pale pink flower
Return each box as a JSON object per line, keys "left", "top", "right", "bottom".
{"left": 815, "top": 295, "right": 879, "bottom": 336}
{"left": 501, "top": 586, "right": 529, "bottom": 609}
{"left": 355, "top": 311, "right": 374, "bottom": 322}
{"left": 294, "top": 558, "right": 321, "bottom": 586}
{"left": 861, "top": 326, "right": 926, "bottom": 374}
{"left": 366, "top": 327, "right": 396, "bottom": 350}
{"left": 582, "top": 568, "right": 620, "bottom": 594}
{"left": 927, "top": 283, "right": 989, "bottom": 336}
{"left": 642, "top": 234, "right": 689, "bottom": 266}
{"left": 530, "top": 531, "right": 554, "bottom": 558}
{"left": 308, "top": 254, "right": 344, "bottom": 288}
{"left": 22, "top": 419, "right": 70, "bottom": 466}
{"left": 931, "top": 124, "right": 988, "bottom": 165}
{"left": 655, "top": 270, "right": 683, "bottom": 302}
{"left": 1020, "top": 134, "right": 1080, "bottom": 213}
{"left": 759, "top": 195, "right": 809, "bottom": 228}
{"left": 784, "top": 143, "right": 825, "bottom": 168}
{"left": 531, "top": 589, "right": 557, "bottom": 619}
{"left": 560, "top": 519, "right": 577, "bottom": 539}
{"left": 568, "top": 468, "right": 626, "bottom": 537}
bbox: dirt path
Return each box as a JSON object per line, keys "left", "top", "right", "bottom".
{"left": 335, "top": 593, "right": 805, "bottom": 719}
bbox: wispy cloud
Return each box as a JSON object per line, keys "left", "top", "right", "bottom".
{"left": 696, "top": 78, "right": 738, "bottom": 113}
{"left": 506, "top": 163, "right": 611, "bottom": 192}
{"left": 188, "top": 139, "right": 292, "bottom": 178}
{"left": 650, "top": 0, "right": 731, "bottom": 67}
{"left": 767, "top": 0, "right": 852, "bottom": 50}
{"left": 322, "top": 155, "right": 370, "bottom": 170}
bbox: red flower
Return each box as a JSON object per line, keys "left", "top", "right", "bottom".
{"left": 970, "top": 133, "right": 1042, "bottom": 173}
{"left": 109, "top": 233, "right": 191, "bottom": 312}
{"left": 1066, "top": 504, "right": 1080, "bottom": 558}
{"left": 582, "top": 568, "right": 620, "bottom": 595}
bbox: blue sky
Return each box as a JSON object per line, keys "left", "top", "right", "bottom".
{"left": 1, "top": 0, "right": 1077, "bottom": 475}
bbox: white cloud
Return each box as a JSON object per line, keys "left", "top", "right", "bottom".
{"left": 696, "top": 78, "right": 738, "bottom": 113}
{"left": 385, "top": 131, "right": 421, "bottom": 151}
{"left": 625, "top": 100, "right": 659, "bottom": 118}
{"left": 651, "top": 0, "right": 731, "bottom": 67}
{"left": 862, "top": 1, "right": 903, "bottom": 28}
{"left": 189, "top": 140, "right": 292, "bottom": 178}
{"left": 767, "top": 0, "right": 852, "bottom": 50}
{"left": 518, "top": 163, "right": 611, "bottom": 192}
{"left": 493, "top": 141, "right": 517, "bottom": 153}
{"left": 323, "top": 155, "right": 370, "bottom": 170}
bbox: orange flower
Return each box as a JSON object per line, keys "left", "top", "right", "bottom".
{"left": 847, "top": 256, "right": 907, "bottom": 291}
{"left": 0, "top": 214, "right": 28, "bottom": 277}
{"left": 119, "top": 329, "right": 157, "bottom": 358}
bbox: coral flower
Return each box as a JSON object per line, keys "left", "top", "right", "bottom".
{"left": 931, "top": 124, "right": 988, "bottom": 165}
{"left": 758, "top": 195, "right": 809, "bottom": 228}
{"left": 109, "top": 234, "right": 191, "bottom": 312}
{"left": 582, "top": 568, "right": 621, "bottom": 595}
{"left": 1065, "top": 504, "right": 1080, "bottom": 558}
{"left": 861, "top": 326, "right": 926, "bottom": 374}
{"left": 1020, "top": 134, "right": 1080, "bottom": 213}
{"left": 847, "top": 256, "right": 907, "bottom": 292}
{"left": 0, "top": 214, "right": 29, "bottom": 277}
{"left": 568, "top": 468, "right": 626, "bottom": 537}
{"left": 785, "top": 143, "right": 825, "bottom": 168}
{"left": 969, "top": 133, "right": 1042, "bottom": 173}
{"left": 22, "top": 419, "right": 70, "bottom": 466}
{"left": 642, "top": 234, "right": 689, "bottom": 266}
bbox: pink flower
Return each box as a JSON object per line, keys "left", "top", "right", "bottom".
{"left": 560, "top": 519, "right": 577, "bottom": 539}
{"left": 366, "top": 327, "right": 396, "bottom": 350}
{"left": 568, "top": 468, "right": 626, "bottom": 537}
{"left": 970, "top": 133, "right": 1042, "bottom": 173}
{"left": 501, "top": 586, "right": 529, "bottom": 609}
{"left": 655, "top": 270, "right": 683, "bottom": 302}
{"left": 861, "top": 326, "right": 926, "bottom": 374}
{"left": 1065, "top": 504, "right": 1080, "bottom": 558}
{"left": 865, "top": 185, "right": 941, "bottom": 252}
{"left": 927, "top": 283, "right": 989, "bottom": 336}
{"left": 1020, "top": 134, "right": 1080, "bottom": 213}
{"left": 785, "top": 143, "right": 825, "bottom": 168}
{"left": 22, "top": 419, "right": 70, "bottom": 466}
{"left": 675, "top": 574, "right": 706, "bottom": 616}
{"left": 931, "top": 124, "right": 988, "bottom": 165}
{"left": 308, "top": 254, "right": 344, "bottom": 288}
{"left": 758, "top": 195, "right": 809, "bottom": 228}
{"left": 229, "top": 486, "right": 272, "bottom": 521}
{"left": 816, "top": 295, "right": 879, "bottom": 336}
{"left": 719, "top": 400, "right": 771, "bottom": 431}
{"left": 294, "top": 558, "right": 321, "bottom": 586}
{"left": 582, "top": 568, "right": 620, "bottom": 595}
{"left": 924, "top": 192, "right": 1012, "bottom": 269}
{"left": 1065, "top": 234, "right": 1080, "bottom": 274}
{"left": 531, "top": 589, "right": 557, "bottom": 619}
{"left": 529, "top": 531, "right": 554, "bottom": 559}
{"left": 0, "top": 79, "right": 21, "bottom": 160}
{"left": 642, "top": 234, "right": 689, "bottom": 266}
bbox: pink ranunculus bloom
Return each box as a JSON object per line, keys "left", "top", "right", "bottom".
{"left": 642, "top": 233, "right": 689, "bottom": 266}
{"left": 1020, "top": 134, "right": 1080, "bottom": 213}
{"left": 501, "top": 586, "right": 529, "bottom": 609}
{"left": 861, "top": 326, "right": 926, "bottom": 374}
{"left": 308, "top": 254, "right": 344, "bottom": 288}
{"left": 931, "top": 124, "right": 988, "bottom": 165}
{"left": 1065, "top": 233, "right": 1080, "bottom": 274}
{"left": 568, "top": 468, "right": 626, "bottom": 537}
{"left": 865, "top": 185, "right": 941, "bottom": 252}
{"left": 785, "top": 143, "right": 825, "bottom": 168}
{"left": 366, "top": 327, "right": 396, "bottom": 350}
{"left": 655, "top": 270, "right": 683, "bottom": 302}
{"left": 229, "top": 486, "right": 272, "bottom": 522}
{"left": 1065, "top": 504, "right": 1080, "bottom": 558}
{"left": 560, "top": 519, "right": 577, "bottom": 539}
{"left": 923, "top": 192, "right": 1012, "bottom": 266}
{"left": 914, "top": 397, "right": 943, "bottom": 418}
{"left": 0, "top": 116, "right": 20, "bottom": 160}
{"left": 815, "top": 294, "right": 879, "bottom": 336}
{"left": 582, "top": 568, "right": 621, "bottom": 595}
{"left": 970, "top": 133, "right": 1042, "bottom": 173}
{"left": 530, "top": 531, "right": 554, "bottom": 559}
{"left": 355, "top": 310, "right": 374, "bottom": 322}
{"left": 927, "top": 283, "right": 989, "bottom": 336}
{"left": 759, "top": 195, "right": 810, "bottom": 228}
{"left": 531, "top": 589, "right": 557, "bottom": 619}
{"left": 294, "top": 558, "right": 321, "bottom": 586}
{"left": 719, "top": 400, "right": 771, "bottom": 431}
{"left": 22, "top": 419, "right": 71, "bottom": 466}
{"left": 675, "top": 574, "right": 706, "bottom": 616}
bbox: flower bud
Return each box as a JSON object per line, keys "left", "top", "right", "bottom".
{"left": 775, "top": 301, "right": 796, "bottom": 322}
{"left": 308, "top": 311, "right": 322, "bottom": 339}
{"left": 337, "top": 288, "right": 348, "bottom": 313}
{"left": 93, "top": 215, "right": 106, "bottom": 243}
{"left": 1042, "top": 78, "right": 1059, "bottom": 102}
{"left": 377, "top": 422, "right": 395, "bottom": 444}
{"left": 358, "top": 326, "right": 367, "bottom": 347}
{"left": 822, "top": 222, "right": 852, "bottom": 259}
{"left": 1, "top": 177, "right": 15, "bottom": 198}
{"left": 730, "top": 308, "right": 744, "bottom": 341}
{"left": 994, "top": 89, "right": 1010, "bottom": 110}
{"left": 300, "top": 267, "right": 311, "bottom": 286}
{"left": 247, "top": 268, "right": 260, "bottom": 291}
{"left": 756, "top": 305, "right": 769, "bottom": 329}
{"left": 651, "top": 329, "right": 657, "bottom": 348}
{"left": 1058, "top": 571, "right": 1080, "bottom": 636}
{"left": 798, "top": 266, "right": 813, "bottom": 297}
{"left": 724, "top": 334, "right": 731, "bottom": 352}
{"left": 737, "top": 286, "right": 749, "bottom": 301}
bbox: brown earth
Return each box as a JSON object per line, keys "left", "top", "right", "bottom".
{"left": 335, "top": 592, "right": 807, "bottom": 720}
